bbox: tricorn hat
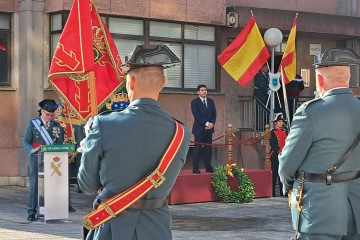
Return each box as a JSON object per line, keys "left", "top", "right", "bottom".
{"left": 38, "top": 99, "right": 58, "bottom": 113}
{"left": 314, "top": 48, "right": 360, "bottom": 68}
{"left": 271, "top": 113, "right": 285, "bottom": 122}
{"left": 120, "top": 45, "right": 181, "bottom": 70}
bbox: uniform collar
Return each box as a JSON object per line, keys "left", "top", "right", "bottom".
{"left": 129, "top": 98, "right": 160, "bottom": 108}
{"left": 322, "top": 87, "right": 352, "bottom": 98}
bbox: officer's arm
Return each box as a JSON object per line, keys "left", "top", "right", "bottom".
{"left": 23, "top": 121, "right": 34, "bottom": 153}
{"left": 279, "top": 107, "right": 313, "bottom": 193}
{"left": 77, "top": 117, "right": 103, "bottom": 194}
{"left": 270, "top": 130, "right": 280, "bottom": 153}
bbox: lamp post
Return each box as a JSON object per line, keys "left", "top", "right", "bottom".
{"left": 264, "top": 28, "right": 283, "bottom": 129}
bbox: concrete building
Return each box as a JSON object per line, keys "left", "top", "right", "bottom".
{"left": 1, "top": 0, "right": 360, "bottom": 185}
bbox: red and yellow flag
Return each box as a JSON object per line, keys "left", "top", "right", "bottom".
{"left": 217, "top": 15, "right": 269, "bottom": 87}
{"left": 278, "top": 14, "right": 297, "bottom": 84}
{"left": 48, "top": 0, "right": 125, "bottom": 123}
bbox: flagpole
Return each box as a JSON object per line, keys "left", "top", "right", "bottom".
{"left": 281, "top": 67, "right": 291, "bottom": 130}
{"left": 88, "top": 71, "right": 98, "bottom": 118}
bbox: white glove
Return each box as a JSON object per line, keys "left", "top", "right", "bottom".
{"left": 84, "top": 117, "right": 93, "bottom": 137}
{"left": 267, "top": 90, "right": 271, "bottom": 95}
{"left": 77, "top": 138, "right": 86, "bottom": 153}
{"left": 31, "top": 146, "right": 41, "bottom": 154}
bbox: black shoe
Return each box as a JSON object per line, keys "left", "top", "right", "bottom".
{"left": 77, "top": 188, "right": 83, "bottom": 193}
{"left": 193, "top": 169, "right": 200, "bottom": 174}
{"left": 206, "top": 168, "right": 214, "bottom": 173}
{"left": 69, "top": 206, "right": 76, "bottom": 212}
{"left": 27, "top": 214, "right": 36, "bottom": 221}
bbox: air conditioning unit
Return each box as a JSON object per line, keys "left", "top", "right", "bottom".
{"left": 226, "top": 12, "right": 238, "bottom": 28}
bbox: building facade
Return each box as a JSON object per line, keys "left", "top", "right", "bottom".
{"left": 1, "top": 0, "right": 360, "bottom": 185}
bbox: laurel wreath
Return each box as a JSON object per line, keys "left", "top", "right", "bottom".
{"left": 211, "top": 164, "right": 255, "bottom": 203}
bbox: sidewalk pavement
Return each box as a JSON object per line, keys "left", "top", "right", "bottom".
{"left": 0, "top": 185, "right": 294, "bottom": 240}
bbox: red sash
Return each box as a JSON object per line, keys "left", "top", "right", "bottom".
{"left": 83, "top": 121, "right": 185, "bottom": 230}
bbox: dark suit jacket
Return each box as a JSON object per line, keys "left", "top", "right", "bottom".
{"left": 191, "top": 97, "right": 216, "bottom": 135}
{"left": 253, "top": 72, "right": 269, "bottom": 107}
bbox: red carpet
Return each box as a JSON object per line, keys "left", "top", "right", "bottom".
{"left": 168, "top": 169, "right": 272, "bottom": 205}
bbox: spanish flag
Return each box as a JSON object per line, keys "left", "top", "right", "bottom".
{"left": 278, "top": 14, "right": 297, "bottom": 84}
{"left": 217, "top": 15, "right": 269, "bottom": 87}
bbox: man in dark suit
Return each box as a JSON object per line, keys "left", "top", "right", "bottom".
{"left": 191, "top": 84, "right": 216, "bottom": 174}
{"left": 253, "top": 64, "right": 270, "bottom": 109}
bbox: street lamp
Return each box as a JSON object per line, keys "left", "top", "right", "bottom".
{"left": 264, "top": 28, "right": 283, "bottom": 128}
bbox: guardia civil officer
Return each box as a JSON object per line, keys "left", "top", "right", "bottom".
{"left": 78, "top": 45, "right": 190, "bottom": 240}
{"left": 279, "top": 48, "right": 360, "bottom": 240}
{"left": 23, "top": 99, "right": 64, "bottom": 221}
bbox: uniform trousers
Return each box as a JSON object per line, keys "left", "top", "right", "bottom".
{"left": 297, "top": 199, "right": 359, "bottom": 240}
{"left": 27, "top": 154, "right": 39, "bottom": 216}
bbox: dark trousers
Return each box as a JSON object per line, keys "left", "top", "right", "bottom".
{"left": 271, "top": 153, "right": 283, "bottom": 196}
{"left": 192, "top": 131, "right": 213, "bottom": 171}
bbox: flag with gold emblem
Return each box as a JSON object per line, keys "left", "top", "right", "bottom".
{"left": 48, "top": 0, "right": 125, "bottom": 123}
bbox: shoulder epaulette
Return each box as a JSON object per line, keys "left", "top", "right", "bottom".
{"left": 300, "top": 97, "right": 321, "bottom": 108}
{"left": 99, "top": 110, "right": 114, "bottom": 116}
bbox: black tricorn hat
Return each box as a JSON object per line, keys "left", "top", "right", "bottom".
{"left": 38, "top": 99, "right": 58, "bottom": 112}
{"left": 314, "top": 48, "right": 360, "bottom": 68}
{"left": 271, "top": 113, "right": 285, "bottom": 122}
{"left": 120, "top": 45, "right": 181, "bottom": 70}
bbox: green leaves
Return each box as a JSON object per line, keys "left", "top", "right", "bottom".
{"left": 211, "top": 165, "right": 255, "bottom": 203}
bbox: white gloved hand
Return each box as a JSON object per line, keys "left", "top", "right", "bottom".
{"left": 77, "top": 138, "right": 86, "bottom": 153}
{"left": 267, "top": 90, "right": 271, "bottom": 95}
{"left": 84, "top": 117, "right": 93, "bottom": 137}
{"left": 31, "top": 146, "right": 41, "bottom": 154}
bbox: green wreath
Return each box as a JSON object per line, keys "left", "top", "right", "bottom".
{"left": 211, "top": 164, "right": 255, "bottom": 203}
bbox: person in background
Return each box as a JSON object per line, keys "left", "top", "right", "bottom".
{"left": 253, "top": 64, "right": 270, "bottom": 109}
{"left": 23, "top": 99, "right": 64, "bottom": 221}
{"left": 270, "top": 113, "right": 287, "bottom": 197}
{"left": 191, "top": 84, "right": 216, "bottom": 174}
{"left": 286, "top": 74, "right": 304, "bottom": 122}
{"left": 279, "top": 48, "right": 360, "bottom": 240}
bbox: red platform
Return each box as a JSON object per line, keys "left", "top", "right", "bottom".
{"left": 168, "top": 169, "right": 272, "bottom": 205}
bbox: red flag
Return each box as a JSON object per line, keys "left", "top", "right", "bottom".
{"left": 278, "top": 14, "right": 297, "bottom": 84}
{"left": 48, "top": 0, "right": 125, "bottom": 123}
{"left": 217, "top": 15, "right": 269, "bottom": 87}
{"left": 0, "top": 43, "right": 5, "bottom": 51}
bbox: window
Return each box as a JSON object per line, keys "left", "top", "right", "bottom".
{"left": 49, "top": 15, "right": 217, "bottom": 91}
{"left": 301, "top": 69, "right": 310, "bottom": 87}
{"left": 107, "top": 18, "right": 217, "bottom": 90}
{"left": 0, "top": 13, "right": 11, "bottom": 86}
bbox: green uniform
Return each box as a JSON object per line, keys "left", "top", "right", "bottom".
{"left": 279, "top": 88, "right": 360, "bottom": 237}
{"left": 78, "top": 98, "right": 190, "bottom": 240}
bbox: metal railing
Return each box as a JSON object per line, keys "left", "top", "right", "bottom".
{"left": 239, "top": 96, "right": 269, "bottom": 134}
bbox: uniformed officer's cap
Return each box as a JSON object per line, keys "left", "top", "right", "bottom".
{"left": 120, "top": 45, "right": 181, "bottom": 71}
{"left": 314, "top": 48, "right": 360, "bottom": 68}
{"left": 271, "top": 113, "right": 285, "bottom": 122}
{"left": 38, "top": 99, "right": 58, "bottom": 112}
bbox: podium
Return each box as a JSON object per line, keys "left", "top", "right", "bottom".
{"left": 39, "top": 145, "right": 75, "bottom": 221}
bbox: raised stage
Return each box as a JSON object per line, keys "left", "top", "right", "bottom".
{"left": 168, "top": 168, "right": 272, "bottom": 205}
